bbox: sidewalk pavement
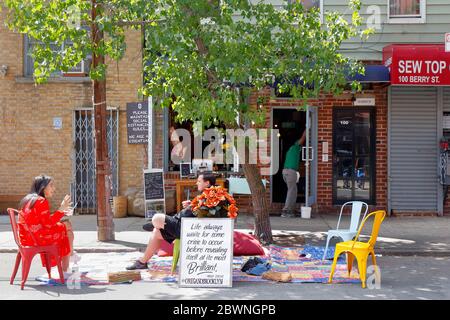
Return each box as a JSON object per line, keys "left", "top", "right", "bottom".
{"left": 1, "top": 213, "right": 449, "bottom": 256}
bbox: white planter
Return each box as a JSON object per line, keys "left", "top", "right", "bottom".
{"left": 301, "top": 206, "right": 311, "bottom": 219}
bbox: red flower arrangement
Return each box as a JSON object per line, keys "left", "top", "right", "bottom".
{"left": 190, "top": 186, "right": 238, "bottom": 219}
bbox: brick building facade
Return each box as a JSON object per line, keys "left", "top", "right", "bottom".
{"left": 0, "top": 7, "right": 391, "bottom": 216}
{"left": 0, "top": 9, "right": 146, "bottom": 211}
{"left": 155, "top": 83, "right": 389, "bottom": 216}
{"left": 3, "top": 7, "right": 448, "bottom": 217}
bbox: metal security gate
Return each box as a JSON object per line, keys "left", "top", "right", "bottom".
{"left": 389, "top": 87, "right": 438, "bottom": 213}
{"left": 72, "top": 109, "right": 119, "bottom": 214}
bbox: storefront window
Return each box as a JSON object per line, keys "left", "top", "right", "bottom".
{"left": 167, "top": 108, "right": 230, "bottom": 173}
{"left": 333, "top": 108, "right": 376, "bottom": 204}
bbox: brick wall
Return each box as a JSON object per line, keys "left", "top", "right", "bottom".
{"left": 265, "top": 85, "right": 387, "bottom": 214}
{"left": 314, "top": 84, "right": 389, "bottom": 214}
{"left": 106, "top": 29, "right": 146, "bottom": 196}
{"left": 154, "top": 85, "right": 389, "bottom": 216}
{"left": 214, "top": 85, "right": 388, "bottom": 215}
{"left": 443, "top": 190, "right": 450, "bottom": 216}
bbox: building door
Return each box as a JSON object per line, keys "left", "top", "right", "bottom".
{"left": 72, "top": 109, "right": 119, "bottom": 214}
{"left": 272, "top": 109, "right": 306, "bottom": 204}
{"left": 333, "top": 107, "right": 376, "bottom": 204}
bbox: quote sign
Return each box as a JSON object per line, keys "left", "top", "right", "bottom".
{"left": 127, "top": 101, "right": 148, "bottom": 144}
{"left": 179, "top": 218, "right": 234, "bottom": 288}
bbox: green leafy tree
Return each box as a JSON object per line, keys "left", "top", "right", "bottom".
{"left": 141, "top": 0, "right": 371, "bottom": 243}
{"left": 2, "top": 0, "right": 156, "bottom": 241}
{"left": 2, "top": 0, "right": 371, "bottom": 243}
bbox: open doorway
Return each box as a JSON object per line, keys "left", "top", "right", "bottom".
{"left": 272, "top": 109, "right": 306, "bottom": 204}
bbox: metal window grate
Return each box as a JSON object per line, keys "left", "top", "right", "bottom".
{"left": 72, "top": 108, "right": 119, "bottom": 214}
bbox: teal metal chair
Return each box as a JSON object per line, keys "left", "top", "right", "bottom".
{"left": 322, "top": 201, "right": 368, "bottom": 260}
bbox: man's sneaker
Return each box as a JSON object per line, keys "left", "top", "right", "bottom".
{"left": 142, "top": 222, "right": 154, "bottom": 232}
{"left": 292, "top": 211, "right": 302, "bottom": 218}
{"left": 281, "top": 211, "right": 296, "bottom": 218}
{"left": 126, "top": 259, "right": 148, "bottom": 270}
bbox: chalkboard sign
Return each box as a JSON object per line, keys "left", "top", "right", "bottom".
{"left": 179, "top": 218, "right": 234, "bottom": 288}
{"left": 144, "top": 169, "right": 165, "bottom": 201}
{"left": 180, "top": 163, "right": 191, "bottom": 178}
{"left": 127, "top": 102, "right": 148, "bottom": 144}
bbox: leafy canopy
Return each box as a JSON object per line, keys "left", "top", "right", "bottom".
{"left": 3, "top": 0, "right": 371, "bottom": 127}
{"left": 141, "top": 0, "right": 371, "bottom": 128}
{"left": 3, "top": 0, "right": 155, "bottom": 81}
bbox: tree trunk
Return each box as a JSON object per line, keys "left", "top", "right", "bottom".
{"left": 92, "top": 0, "right": 114, "bottom": 241}
{"left": 242, "top": 163, "right": 273, "bottom": 244}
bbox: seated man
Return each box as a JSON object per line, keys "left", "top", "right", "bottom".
{"left": 126, "top": 173, "right": 217, "bottom": 270}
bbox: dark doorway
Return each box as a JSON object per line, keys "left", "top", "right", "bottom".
{"left": 332, "top": 107, "right": 376, "bottom": 204}
{"left": 272, "top": 109, "right": 306, "bottom": 204}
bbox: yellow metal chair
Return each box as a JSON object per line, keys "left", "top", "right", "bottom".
{"left": 328, "top": 210, "right": 386, "bottom": 288}
{"left": 171, "top": 239, "right": 181, "bottom": 274}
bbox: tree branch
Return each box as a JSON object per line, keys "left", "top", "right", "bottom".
{"left": 193, "top": 37, "right": 220, "bottom": 91}
{"left": 181, "top": 5, "right": 221, "bottom": 97}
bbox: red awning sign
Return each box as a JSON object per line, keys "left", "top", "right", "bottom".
{"left": 383, "top": 44, "right": 450, "bottom": 86}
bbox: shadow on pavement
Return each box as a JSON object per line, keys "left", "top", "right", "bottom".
{"left": 10, "top": 283, "right": 113, "bottom": 297}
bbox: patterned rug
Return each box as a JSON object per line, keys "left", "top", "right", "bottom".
{"left": 36, "top": 245, "right": 360, "bottom": 286}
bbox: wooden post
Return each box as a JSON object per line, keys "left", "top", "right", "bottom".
{"left": 92, "top": 0, "right": 114, "bottom": 241}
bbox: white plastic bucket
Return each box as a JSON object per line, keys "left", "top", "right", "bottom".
{"left": 301, "top": 206, "right": 311, "bottom": 219}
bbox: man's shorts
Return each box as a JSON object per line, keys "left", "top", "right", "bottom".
{"left": 159, "top": 208, "right": 195, "bottom": 243}
{"left": 159, "top": 214, "right": 182, "bottom": 244}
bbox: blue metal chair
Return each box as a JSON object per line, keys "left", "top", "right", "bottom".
{"left": 322, "top": 201, "right": 368, "bottom": 260}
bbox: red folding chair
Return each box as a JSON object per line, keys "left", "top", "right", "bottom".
{"left": 8, "top": 208, "right": 65, "bottom": 289}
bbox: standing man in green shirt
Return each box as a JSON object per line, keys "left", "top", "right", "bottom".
{"left": 281, "top": 130, "right": 306, "bottom": 218}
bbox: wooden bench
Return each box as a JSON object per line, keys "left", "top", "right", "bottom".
{"left": 0, "top": 195, "right": 23, "bottom": 214}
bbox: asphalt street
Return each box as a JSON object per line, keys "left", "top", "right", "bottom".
{"left": 0, "top": 253, "right": 448, "bottom": 300}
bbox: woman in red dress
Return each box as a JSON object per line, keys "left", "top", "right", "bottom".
{"left": 18, "top": 175, "right": 74, "bottom": 272}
